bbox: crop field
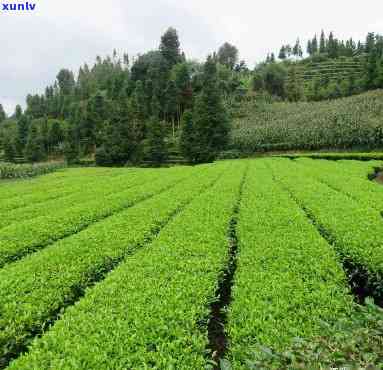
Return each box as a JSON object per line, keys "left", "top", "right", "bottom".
{"left": 0, "top": 158, "right": 383, "bottom": 369}
{"left": 231, "top": 90, "right": 383, "bottom": 153}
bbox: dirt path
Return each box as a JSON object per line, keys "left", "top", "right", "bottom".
{"left": 376, "top": 172, "right": 383, "bottom": 185}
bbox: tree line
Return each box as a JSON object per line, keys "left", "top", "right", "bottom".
{"left": 0, "top": 29, "right": 247, "bottom": 165}
{"left": 254, "top": 31, "right": 383, "bottom": 102}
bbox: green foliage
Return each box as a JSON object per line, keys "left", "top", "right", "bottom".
{"left": 159, "top": 27, "right": 182, "bottom": 68}
{"left": 7, "top": 162, "right": 244, "bottom": 370}
{"left": 0, "top": 161, "right": 64, "bottom": 180}
{"left": 217, "top": 42, "right": 239, "bottom": 70}
{"left": 0, "top": 104, "right": 6, "bottom": 123}
{"left": 179, "top": 110, "right": 195, "bottom": 162}
{"left": 244, "top": 301, "right": 383, "bottom": 369}
{"left": 232, "top": 90, "right": 383, "bottom": 152}
{"left": 24, "top": 124, "right": 46, "bottom": 163}
{"left": 227, "top": 161, "right": 354, "bottom": 368}
{"left": 190, "top": 56, "right": 230, "bottom": 163}
{"left": 145, "top": 118, "right": 168, "bottom": 165}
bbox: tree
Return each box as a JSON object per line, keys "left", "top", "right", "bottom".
{"left": 217, "top": 42, "right": 239, "bottom": 69}
{"left": 191, "top": 56, "right": 230, "bottom": 163}
{"left": 286, "top": 67, "right": 303, "bottom": 101}
{"left": 56, "top": 69, "right": 75, "bottom": 95}
{"left": 279, "top": 46, "right": 287, "bottom": 60}
{"left": 15, "top": 105, "right": 22, "bottom": 120}
{"left": 328, "top": 32, "right": 338, "bottom": 58}
{"left": 263, "top": 63, "right": 287, "bottom": 98}
{"left": 179, "top": 110, "right": 195, "bottom": 162}
{"left": 173, "top": 63, "right": 193, "bottom": 123}
{"left": 145, "top": 118, "right": 168, "bottom": 165}
{"left": 307, "top": 40, "right": 312, "bottom": 56}
{"left": 3, "top": 138, "right": 16, "bottom": 162}
{"left": 95, "top": 102, "right": 134, "bottom": 166}
{"left": 84, "top": 91, "right": 109, "bottom": 152}
{"left": 0, "top": 104, "right": 6, "bottom": 123}
{"left": 320, "top": 30, "right": 326, "bottom": 53}
{"left": 16, "top": 115, "right": 30, "bottom": 155}
{"left": 293, "top": 39, "right": 303, "bottom": 58}
{"left": 64, "top": 123, "right": 80, "bottom": 164}
{"left": 24, "top": 124, "right": 46, "bottom": 162}
{"left": 311, "top": 35, "right": 318, "bottom": 54}
{"left": 165, "top": 79, "right": 178, "bottom": 136}
{"left": 48, "top": 120, "right": 64, "bottom": 152}
{"left": 159, "top": 27, "right": 181, "bottom": 68}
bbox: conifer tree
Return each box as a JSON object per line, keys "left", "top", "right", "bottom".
{"left": 179, "top": 110, "right": 195, "bottom": 162}
{"left": 191, "top": 56, "right": 230, "bottom": 163}
{"left": 16, "top": 115, "right": 30, "bottom": 156}
{"left": 24, "top": 124, "right": 46, "bottom": 162}
{"left": 146, "top": 118, "right": 168, "bottom": 166}
{"left": 159, "top": 27, "right": 181, "bottom": 68}
{"left": 165, "top": 79, "right": 178, "bottom": 135}
{"left": 0, "top": 104, "right": 6, "bottom": 123}
{"left": 311, "top": 35, "right": 318, "bottom": 54}
{"left": 320, "top": 30, "right": 326, "bottom": 53}
{"left": 279, "top": 46, "right": 287, "bottom": 60}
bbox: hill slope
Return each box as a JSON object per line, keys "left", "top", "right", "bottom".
{"left": 231, "top": 90, "right": 383, "bottom": 153}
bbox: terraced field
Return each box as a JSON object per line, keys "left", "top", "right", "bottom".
{"left": 0, "top": 159, "right": 382, "bottom": 369}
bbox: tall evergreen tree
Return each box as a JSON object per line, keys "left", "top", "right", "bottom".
{"left": 306, "top": 40, "right": 312, "bottom": 56}
{"left": 159, "top": 27, "right": 181, "bottom": 68}
{"left": 15, "top": 105, "right": 22, "bottom": 120}
{"left": 311, "top": 35, "right": 318, "bottom": 54}
{"left": 0, "top": 104, "right": 6, "bottom": 123}
{"left": 146, "top": 118, "right": 168, "bottom": 166}
{"left": 279, "top": 46, "right": 287, "bottom": 60}
{"left": 179, "top": 110, "right": 195, "bottom": 162}
{"left": 165, "top": 79, "right": 178, "bottom": 135}
{"left": 191, "top": 56, "right": 230, "bottom": 163}
{"left": 217, "top": 42, "right": 239, "bottom": 69}
{"left": 320, "top": 30, "right": 326, "bottom": 53}
{"left": 24, "top": 124, "right": 46, "bottom": 162}
{"left": 16, "top": 115, "right": 30, "bottom": 156}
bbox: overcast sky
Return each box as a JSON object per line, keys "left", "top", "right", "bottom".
{"left": 1, "top": 0, "right": 383, "bottom": 115}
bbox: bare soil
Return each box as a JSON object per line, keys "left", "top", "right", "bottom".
{"left": 376, "top": 172, "right": 383, "bottom": 184}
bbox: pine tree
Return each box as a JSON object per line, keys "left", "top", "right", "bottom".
{"left": 179, "top": 110, "right": 195, "bottom": 162}
{"left": 306, "top": 40, "right": 312, "bottom": 56}
{"left": 191, "top": 56, "right": 230, "bottom": 163}
{"left": 173, "top": 63, "right": 193, "bottom": 122}
{"left": 159, "top": 27, "right": 181, "bottom": 68}
{"left": 146, "top": 118, "right": 168, "bottom": 166}
{"left": 3, "top": 138, "right": 16, "bottom": 162}
{"left": 64, "top": 123, "right": 80, "bottom": 164}
{"left": 0, "top": 104, "right": 6, "bottom": 123}
{"left": 15, "top": 105, "right": 22, "bottom": 120}
{"left": 279, "top": 46, "right": 287, "bottom": 60}
{"left": 217, "top": 42, "right": 239, "bottom": 69}
{"left": 311, "top": 35, "right": 318, "bottom": 54}
{"left": 24, "top": 124, "right": 46, "bottom": 162}
{"left": 165, "top": 79, "right": 178, "bottom": 136}
{"left": 320, "top": 30, "right": 326, "bottom": 53}
{"left": 16, "top": 115, "right": 30, "bottom": 156}
{"left": 95, "top": 102, "right": 134, "bottom": 166}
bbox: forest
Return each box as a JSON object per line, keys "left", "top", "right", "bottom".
{"left": 0, "top": 28, "right": 383, "bottom": 165}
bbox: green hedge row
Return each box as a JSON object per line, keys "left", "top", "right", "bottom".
{"left": 269, "top": 158, "right": 383, "bottom": 302}
{"left": 8, "top": 162, "right": 246, "bottom": 369}
{"left": 0, "top": 166, "right": 196, "bottom": 267}
{"left": 0, "top": 162, "right": 227, "bottom": 367}
{"left": 0, "top": 162, "right": 65, "bottom": 180}
{"left": 227, "top": 160, "right": 353, "bottom": 368}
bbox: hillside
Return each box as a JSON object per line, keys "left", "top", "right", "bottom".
{"left": 231, "top": 90, "right": 383, "bottom": 153}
